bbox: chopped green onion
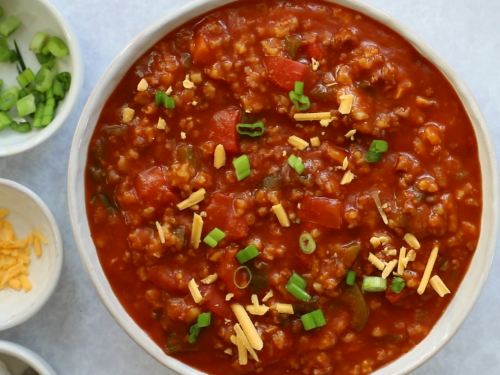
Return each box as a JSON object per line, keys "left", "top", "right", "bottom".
{"left": 301, "top": 309, "right": 326, "bottom": 330}
{"left": 391, "top": 277, "right": 406, "bottom": 294}
{"left": 0, "top": 6, "right": 3, "bottom": 18}
{"left": 288, "top": 154, "right": 305, "bottom": 175}
{"left": 0, "top": 43, "right": 13, "bottom": 62}
{"left": 289, "top": 91, "right": 311, "bottom": 111}
{"left": 233, "top": 154, "right": 251, "bottom": 181}
{"left": 33, "top": 103, "right": 45, "bottom": 128}
{"left": 52, "top": 78, "right": 65, "bottom": 101}
{"left": 16, "top": 94, "right": 36, "bottom": 117}
{"left": 0, "top": 16, "right": 21, "bottom": 38}
{"left": 362, "top": 276, "right": 387, "bottom": 292}
{"left": 41, "top": 90, "right": 55, "bottom": 126}
{"left": 155, "top": 90, "right": 175, "bottom": 109}
{"left": 364, "top": 152, "right": 382, "bottom": 163}
{"left": 0, "top": 86, "right": 19, "bottom": 111}
{"left": 286, "top": 282, "right": 311, "bottom": 301}
{"left": 0, "top": 79, "right": 3, "bottom": 92}
{"left": 370, "top": 140, "right": 388, "bottom": 153}
{"left": 28, "top": 87, "right": 45, "bottom": 105}
{"left": 294, "top": 81, "right": 304, "bottom": 96}
{"left": 45, "top": 36, "right": 69, "bottom": 58}
{"left": 236, "top": 121, "right": 265, "bottom": 137}
{"left": 287, "top": 271, "right": 307, "bottom": 290}
{"left": 197, "top": 312, "right": 211, "bottom": 328}
{"left": 0, "top": 112, "right": 12, "bottom": 131}
{"left": 189, "top": 312, "right": 211, "bottom": 344}
{"left": 34, "top": 67, "right": 55, "bottom": 93}
{"left": 10, "top": 120, "right": 31, "bottom": 133}
{"left": 346, "top": 270, "right": 356, "bottom": 286}
{"left": 203, "top": 228, "right": 226, "bottom": 248}
{"left": 234, "top": 265, "right": 252, "bottom": 289}
{"left": 236, "top": 244, "right": 259, "bottom": 264}
{"left": 17, "top": 68, "right": 35, "bottom": 88}
{"left": 365, "top": 140, "right": 388, "bottom": 163}
{"left": 29, "top": 32, "right": 50, "bottom": 53}
{"left": 36, "top": 52, "right": 55, "bottom": 65}
{"left": 299, "top": 233, "right": 316, "bottom": 254}
{"left": 56, "top": 72, "right": 71, "bottom": 91}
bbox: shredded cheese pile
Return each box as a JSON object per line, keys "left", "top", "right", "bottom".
{"left": 0, "top": 208, "right": 47, "bottom": 292}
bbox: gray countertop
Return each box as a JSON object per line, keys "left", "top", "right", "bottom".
{"left": 1, "top": 0, "right": 499, "bottom": 374}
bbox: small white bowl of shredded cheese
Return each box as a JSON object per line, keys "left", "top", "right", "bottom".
{"left": 0, "top": 178, "right": 63, "bottom": 331}
{"left": 0, "top": 340, "right": 57, "bottom": 375}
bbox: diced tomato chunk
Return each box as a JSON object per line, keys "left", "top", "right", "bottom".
{"left": 192, "top": 35, "right": 212, "bottom": 65}
{"left": 199, "top": 285, "right": 232, "bottom": 317}
{"left": 264, "top": 56, "right": 309, "bottom": 92}
{"left": 386, "top": 286, "right": 412, "bottom": 305}
{"left": 298, "top": 197, "right": 342, "bottom": 229}
{"left": 208, "top": 108, "right": 241, "bottom": 153}
{"left": 305, "top": 43, "right": 324, "bottom": 60}
{"left": 204, "top": 193, "right": 248, "bottom": 239}
{"left": 135, "top": 166, "right": 175, "bottom": 205}
{"left": 148, "top": 265, "right": 190, "bottom": 293}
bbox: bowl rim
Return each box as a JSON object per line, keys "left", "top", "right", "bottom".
{"left": 0, "top": 178, "right": 64, "bottom": 331}
{"left": 67, "top": 0, "right": 499, "bottom": 374}
{"left": 0, "top": 340, "right": 57, "bottom": 375}
{"left": 0, "top": 0, "right": 84, "bottom": 158}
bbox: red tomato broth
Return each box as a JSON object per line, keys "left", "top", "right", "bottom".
{"left": 85, "top": 0, "right": 482, "bottom": 374}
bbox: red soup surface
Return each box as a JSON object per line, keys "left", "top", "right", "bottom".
{"left": 85, "top": 1, "right": 482, "bottom": 374}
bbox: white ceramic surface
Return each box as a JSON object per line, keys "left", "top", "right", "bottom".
{"left": 0, "top": 340, "right": 57, "bottom": 375}
{"left": 0, "top": 179, "right": 63, "bottom": 331}
{"left": 0, "top": 0, "right": 83, "bottom": 157}
{"left": 67, "top": 1, "right": 499, "bottom": 375}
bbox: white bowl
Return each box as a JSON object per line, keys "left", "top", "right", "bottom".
{"left": 0, "top": 340, "right": 57, "bottom": 375}
{"left": 67, "top": 0, "right": 499, "bottom": 374}
{"left": 0, "top": 179, "right": 63, "bottom": 330}
{"left": 0, "top": 0, "right": 83, "bottom": 157}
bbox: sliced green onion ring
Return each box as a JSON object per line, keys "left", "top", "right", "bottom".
{"left": 288, "top": 154, "right": 305, "bottom": 175}
{"left": 391, "top": 277, "right": 406, "bottom": 294}
{"left": 294, "top": 81, "right": 304, "bottom": 96}
{"left": 236, "top": 121, "right": 265, "bottom": 137}
{"left": 236, "top": 244, "right": 260, "bottom": 264}
{"left": 299, "top": 233, "right": 316, "bottom": 254}
{"left": 286, "top": 282, "right": 311, "bottom": 301}
{"left": 233, "top": 154, "right": 251, "bottom": 181}
{"left": 362, "top": 276, "right": 387, "bottom": 292}
{"left": 234, "top": 265, "right": 252, "bottom": 289}
{"left": 346, "top": 270, "right": 356, "bottom": 286}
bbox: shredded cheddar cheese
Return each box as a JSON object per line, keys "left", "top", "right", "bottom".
{"left": 382, "top": 259, "right": 398, "bottom": 279}
{"left": 418, "top": 246, "right": 439, "bottom": 295}
{"left": 338, "top": 94, "right": 354, "bottom": 114}
{"left": 122, "top": 107, "right": 135, "bottom": 123}
{"left": 288, "top": 135, "right": 309, "bottom": 150}
{"left": 190, "top": 213, "right": 203, "bottom": 249}
{"left": 345, "top": 129, "right": 356, "bottom": 140}
{"left": 214, "top": 144, "right": 226, "bottom": 169}
{"left": 429, "top": 275, "right": 451, "bottom": 297}
{"left": 157, "top": 117, "right": 167, "bottom": 130}
{"left": 311, "top": 57, "right": 320, "bottom": 71}
{"left": 368, "top": 253, "right": 385, "bottom": 271}
{"left": 177, "top": 189, "right": 206, "bottom": 210}
{"left": 155, "top": 221, "right": 165, "bottom": 244}
{"left": 310, "top": 137, "right": 321, "bottom": 147}
{"left": 271, "top": 203, "right": 290, "bottom": 227}
{"left": 275, "top": 303, "right": 294, "bottom": 314}
{"left": 404, "top": 233, "right": 421, "bottom": 249}
{"left": 340, "top": 170, "right": 356, "bottom": 185}
{"left": 397, "top": 247, "right": 407, "bottom": 275}
{"left": 262, "top": 290, "right": 273, "bottom": 302}
{"left": 137, "top": 78, "right": 149, "bottom": 91}
{"left": 201, "top": 273, "right": 217, "bottom": 284}
{"left": 294, "top": 112, "right": 331, "bottom": 121}
{"left": 226, "top": 293, "right": 235, "bottom": 301}
{"left": 231, "top": 304, "right": 263, "bottom": 350}
{"left": 188, "top": 278, "right": 203, "bottom": 303}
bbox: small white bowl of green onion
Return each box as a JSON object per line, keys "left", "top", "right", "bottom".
{"left": 0, "top": 0, "right": 82, "bottom": 157}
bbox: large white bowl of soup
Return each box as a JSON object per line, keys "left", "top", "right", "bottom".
{"left": 68, "top": 0, "right": 498, "bottom": 374}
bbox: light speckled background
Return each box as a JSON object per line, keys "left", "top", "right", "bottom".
{"left": 0, "top": 0, "right": 499, "bottom": 374}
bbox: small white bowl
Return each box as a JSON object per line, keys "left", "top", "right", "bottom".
{"left": 0, "top": 340, "right": 57, "bottom": 375}
{"left": 0, "top": 0, "right": 83, "bottom": 157}
{"left": 0, "top": 178, "right": 63, "bottom": 331}
{"left": 68, "top": 0, "right": 499, "bottom": 374}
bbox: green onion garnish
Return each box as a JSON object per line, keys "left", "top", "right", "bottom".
{"left": 236, "top": 244, "right": 260, "bottom": 264}
{"left": 40, "top": 89, "right": 55, "bottom": 127}
{"left": 0, "top": 6, "right": 3, "bottom": 18}
{"left": 188, "top": 312, "right": 212, "bottom": 344}
{"left": 33, "top": 103, "right": 45, "bottom": 128}
{"left": 233, "top": 154, "right": 251, "bottom": 181}
{"left": 56, "top": 72, "right": 71, "bottom": 91}
{"left": 301, "top": 309, "right": 326, "bottom": 330}
{"left": 203, "top": 228, "right": 226, "bottom": 248}
{"left": 365, "top": 140, "right": 388, "bottom": 163}
{"left": 286, "top": 282, "right": 311, "bottom": 301}
{"left": 0, "top": 38, "right": 13, "bottom": 62}
{"left": 0, "top": 16, "right": 21, "bottom": 38}
{"left": 45, "top": 36, "right": 69, "bottom": 58}
{"left": 286, "top": 272, "right": 310, "bottom": 301}
{"left": 35, "top": 52, "right": 55, "bottom": 65}
{"left": 288, "top": 154, "right": 305, "bottom": 175}
{"left": 391, "top": 277, "right": 406, "bottom": 294}
{"left": 0, "top": 111, "right": 13, "bottom": 131}
{"left": 361, "top": 276, "right": 387, "bottom": 292}
{"left": 155, "top": 91, "right": 175, "bottom": 109}
{"left": 29, "top": 32, "right": 50, "bottom": 53}
{"left": 234, "top": 265, "right": 252, "bottom": 289}
{"left": 10, "top": 120, "right": 31, "bottom": 133}
{"left": 289, "top": 81, "right": 311, "bottom": 111}
{"left": 16, "top": 94, "right": 36, "bottom": 117}
{"left": 299, "top": 233, "right": 316, "bottom": 254}
{"left": 0, "top": 79, "right": 3, "bottom": 92}
{"left": 52, "top": 78, "right": 65, "bottom": 101}
{"left": 0, "top": 86, "right": 20, "bottom": 111}
{"left": 346, "top": 270, "right": 356, "bottom": 286}
{"left": 17, "top": 68, "right": 35, "bottom": 88}
{"left": 34, "top": 67, "right": 55, "bottom": 93}
{"left": 236, "top": 121, "right": 265, "bottom": 137}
